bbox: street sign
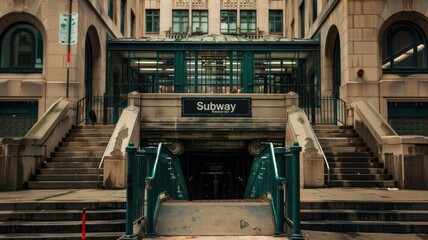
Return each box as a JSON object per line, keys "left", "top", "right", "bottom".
{"left": 59, "top": 12, "right": 78, "bottom": 45}
{"left": 182, "top": 97, "right": 252, "bottom": 117}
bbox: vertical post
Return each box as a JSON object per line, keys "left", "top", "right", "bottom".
{"left": 125, "top": 143, "right": 138, "bottom": 239}
{"left": 66, "top": 0, "right": 72, "bottom": 98}
{"left": 274, "top": 147, "right": 286, "bottom": 236}
{"left": 290, "top": 142, "right": 303, "bottom": 240}
{"left": 285, "top": 150, "right": 292, "bottom": 221}
{"left": 145, "top": 146, "right": 158, "bottom": 237}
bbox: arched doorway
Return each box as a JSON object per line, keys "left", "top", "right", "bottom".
{"left": 333, "top": 37, "right": 341, "bottom": 99}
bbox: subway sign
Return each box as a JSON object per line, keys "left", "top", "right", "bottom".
{"left": 182, "top": 97, "right": 252, "bottom": 117}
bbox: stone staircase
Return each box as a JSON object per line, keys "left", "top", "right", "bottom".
{"left": 28, "top": 125, "right": 114, "bottom": 189}
{"left": 301, "top": 201, "right": 428, "bottom": 233}
{"left": 313, "top": 125, "right": 396, "bottom": 188}
{"left": 0, "top": 201, "right": 125, "bottom": 239}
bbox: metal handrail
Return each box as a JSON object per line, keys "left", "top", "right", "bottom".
{"left": 309, "top": 125, "right": 330, "bottom": 186}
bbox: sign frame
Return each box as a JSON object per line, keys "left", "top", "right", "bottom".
{"left": 182, "top": 97, "right": 252, "bottom": 117}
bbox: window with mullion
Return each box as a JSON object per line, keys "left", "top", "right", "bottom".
{"left": 269, "top": 10, "right": 283, "bottom": 34}
{"left": 240, "top": 10, "right": 256, "bottom": 34}
{"left": 192, "top": 10, "right": 208, "bottom": 33}
{"left": 220, "top": 10, "right": 237, "bottom": 34}
{"left": 0, "top": 22, "right": 43, "bottom": 73}
{"left": 381, "top": 21, "right": 428, "bottom": 73}
{"left": 146, "top": 10, "right": 159, "bottom": 33}
{"left": 172, "top": 10, "right": 189, "bottom": 33}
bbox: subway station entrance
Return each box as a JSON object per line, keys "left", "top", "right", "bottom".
{"left": 181, "top": 148, "right": 252, "bottom": 200}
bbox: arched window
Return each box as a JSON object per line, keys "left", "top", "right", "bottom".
{"left": 382, "top": 22, "right": 427, "bottom": 73}
{"left": 0, "top": 22, "right": 43, "bottom": 73}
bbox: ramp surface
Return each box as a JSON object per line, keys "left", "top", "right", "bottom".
{"left": 155, "top": 199, "right": 275, "bottom": 236}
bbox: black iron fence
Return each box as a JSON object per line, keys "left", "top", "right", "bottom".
{"left": 76, "top": 94, "right": 128, "bottom": 125}
{"left": 300, "top": 95, "right": 347, "bottom": 125}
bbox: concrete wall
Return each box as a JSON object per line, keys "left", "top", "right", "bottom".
{"left": 103, "top": 92, "right": 141, "bottom": 189}
{"left": 0, "top": 99, "right": 75, "bottom": 191}
{"left": 351, "top": 99, "right": 428, "bottom": 189}
{"left": 139, "top": 93, "right": 287, "bottom": 132}
{"left": 285, "top": 106, "right": 325, "bottom": 188}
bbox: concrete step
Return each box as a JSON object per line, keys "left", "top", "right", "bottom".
{"left": 0, "top": 232, "right": 122, "bottom": 240}
{"left": 49, "top": 157, "right": 101, "bottom": 162}
{"left": 301, "top": 209, "right": 428, "bottom": 221}
{"left": 60, "top": 141, "right": 109, "bottom": 147}
{"left": 318, "top": 137, "right": 362, "bottom": 143}
{"left": 0, "top": 219, "right": 125, "bottom": 234}
{"left": 156, "top": 199, "right": 275, "bottom": 236}
{"left": 67, "top": 133, "right": 113, "bottom": 138}
{"left": 314, "top": 133, "right": 359, "bottom": 138}
{"left": 39, "top": 168, "right": 99, "bottom": 174}
{"left": 27, "top": 181, "right": 99, "bottom": 189}
{"left": 55, "top": 146, "right": 106, "bottom": 152}
{"left": 51, "top": 152, "right": 104, "bottom": 157}
{"left": 313, "top": 129, "right": 355, "bottom": 134}
{"left": 63, "top": 136, "right": 111, "bottom": 142}
{"left": 72, "top": 125, "right": 115, "bottom": 130}
{"left": 326, "top": 156, "right": 378, "bottom": 162}
{"left": 0, "top": 201, "right": 126, "bottom": 211}
{"left": 327, "top": 180, "right": 396, "bottom": 188}
{"left": 300, "top": 201, "right": 428, "bottom": 210}
{"left": 325, "top": 152, "right": 372, "bottom": 157}
{"left": 0, "top": 209, "right": 125, "bottom": 221}
{"left": 326, "top": 168, "right": 385, "bottom": 174}
{"left": 317, "top": 142, "right": 366, "bottom": 147}
{"left": 312, "top": 125, "right": 353, "bottom": 130}
{"left": 322, "top": 146, "right": 370, "bottom": 152}
{"left": 70, "top": 128, "right": 115, "bottom": 134}
{"left": 301, "top": 220, "right": 428, "bottom": 233}
{"left": 44, "top": 162, "right": 99, "bottom": 168}
{"left": 328, "top": 174, "right": 393, "bottom": 181}
{"left": 328, "top": 162, "right": 383, "bottom": 168}
{"left": 34, "top": 174, "right": 99, "bottom": 181}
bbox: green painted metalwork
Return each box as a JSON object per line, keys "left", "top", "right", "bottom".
{"left": 244, "top": 142, "right": 302, "bottom": 238}
{"left": 244, "top": 143, "right": 286, "bottom": 236}
{"left": 145, "top": 143, "right": 189, "bottom": 236}
{"left": 124, "top": 143, "right": 139, "bottom": 240}
{"left": 388, "top": 102, "right": 428, "bottom": 136}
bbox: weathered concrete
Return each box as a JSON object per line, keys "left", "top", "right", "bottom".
{"left": 155, "top": 200, "right": 275, "bottom": 236}
{"left": 103, "top": 100, "right": 140, "bottom": 189}
{"left": 286, "top": 106, "right": 325, "bottom": 188}
{"left": 0, "top": 99, "right": 75, "bottom": 191}
{"left": 351, "top": 99, "right": 428, "bottom": 189}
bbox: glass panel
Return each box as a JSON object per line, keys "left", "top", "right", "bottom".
{"left": 393, "top": 30, "right": 414, "bottom": 68}
{"left": 0, "top": 23, "right": 43, "bottom": 72}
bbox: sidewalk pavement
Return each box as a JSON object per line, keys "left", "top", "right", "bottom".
{"left": 0, "top": 187, "right": 427, "bottom": 240}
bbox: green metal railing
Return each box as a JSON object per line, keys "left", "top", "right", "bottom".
{"left": 124, "top": 142, "right": 189, "bottom": 239}
{"left": 145, "top": 143, "right": 189, "bottom": 237}
{"left": 244, "top": 142, "right": 303, "bottom": 239}
{"left": 76, "top": 93, "right": 127, "bottom": 125}
{"left": 300, "top": 95, "right": 347, "bottom": 125}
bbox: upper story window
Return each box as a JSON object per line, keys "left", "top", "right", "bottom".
{"left": 172, "top": 10, "right": 189, "bottom": 33}
{"left": 300, "top": 2, "right": 305, "bottom": 38}
{"left": 240, "top": 10, "right": 256, "bottom": 34}
{"left": 108, "top": 0, "right": 114, "bottom": 19}
{"left": 269, "top": 10, "right": 283, "bottom": 34}
{"left": 221, "top": 10, "right": 237, "bottom": 34}
{"left": 192, "top": 10, "right": 208, "bottom": 34}
{"left": 0, "top": 22, "right": 43, "bottom": 73}
{"left": 120, "top": 0, "right": 126, "bottom": 35}
{"left": 146, "top": 10, "right": 160, "bottom": 33}
{"left": 312, "top": 0, "right": 317, "bottom": 22}
{"left": 382, "top": 22, "right": 428, "bottom": 73}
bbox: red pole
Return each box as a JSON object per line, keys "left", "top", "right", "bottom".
{"left": 81, "top": 208, "right": 86, "bottom": 240}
